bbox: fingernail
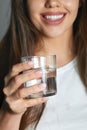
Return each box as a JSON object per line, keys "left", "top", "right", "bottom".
{"left": 38, "top": 83, "right": 46, "bottom": 89}
{"left": 35, "top": 70, "right": 42, "bottom": 75}
{"left": 28, "top": 61, "right": 34, "bottom": 66}
{"left": 42, "top": 97, "right": 48, "bottom": 101}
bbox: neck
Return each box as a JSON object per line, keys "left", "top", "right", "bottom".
{"left": 36, "top": 30, "right": 76, "bottom": 67}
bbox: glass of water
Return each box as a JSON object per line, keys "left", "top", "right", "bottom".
{"left": 21, "top": 55, "right": 57, "bottom": 98}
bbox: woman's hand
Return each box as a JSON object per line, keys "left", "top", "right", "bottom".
{"left": 3, "top": 61, "right": 47, "bottom": 114}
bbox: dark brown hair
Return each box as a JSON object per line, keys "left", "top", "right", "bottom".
{"left": 0, "top": 0, "right": 87, "bottom": 129}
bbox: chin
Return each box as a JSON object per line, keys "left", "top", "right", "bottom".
{"left": 42, "top": 28, "right": 64, "bottom": 37}
{"left": 43, "top": 32, "right": 63, "bottom": 38}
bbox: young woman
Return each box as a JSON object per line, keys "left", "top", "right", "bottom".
{"left": 0, "top": 0, "right": 87, "bottom": 130}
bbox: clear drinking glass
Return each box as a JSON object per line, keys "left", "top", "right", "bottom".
{"left": 21, "top": 55, "right": 57, "bottom": 98}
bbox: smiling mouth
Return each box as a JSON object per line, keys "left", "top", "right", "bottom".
{"left": 43, "top": 14, "right": 65, "bottom": 21}
{"left": 41, "top": 12, "right": 66, "bottom": 25}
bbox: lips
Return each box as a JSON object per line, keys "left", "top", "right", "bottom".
{"left": 41, "top": 12, "right": 66, "bottom": 25}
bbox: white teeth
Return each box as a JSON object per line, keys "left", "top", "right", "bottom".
{"left": 45, "top": 14, "right": 64, "bottom": 21}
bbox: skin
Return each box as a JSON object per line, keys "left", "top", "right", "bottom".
{"left": 27, "top": 0, "right": 80, "bottom": 38}
{"left": 27, "top": 0, "right": 80, "bottom": 66}
{"left": 0, "top": 0, "right": 80, "bottom": 130}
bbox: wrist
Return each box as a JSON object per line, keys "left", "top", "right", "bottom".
{"left": 0, "top": 102, "right": 24, "bottom": 130}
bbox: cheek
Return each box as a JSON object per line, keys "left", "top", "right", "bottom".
{"left": 27, "top": 1, "right": 44, "bottom": 26}
{"left": 27, "top": 1, "right": 43, "bottom": 14}
{"left": 62, "top": 0, "right": 79, "bottom": 12}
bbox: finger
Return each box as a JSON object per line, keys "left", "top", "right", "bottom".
{"left": 4, "top": 61, "right": 34, "bottom": 85}
{"left": 24, "top": 97, "right": 48, "bottom": 108}
{"left": 5, "top": 97, "right": 27, "bottom": 114}
{"left": 5, "top": 97, "right": 48, "bottom": 114}
{"left": 12, "top": 83, "right": 46, "bottom": 99}
{"left": 3, "top": 70, "right": 43, "bottom": 96}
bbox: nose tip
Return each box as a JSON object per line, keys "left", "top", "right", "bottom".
{"left": 45, "top": 0, "right": 60, "bottom": 8}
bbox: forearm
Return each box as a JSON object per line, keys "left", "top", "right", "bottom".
{"left": 0, "top": 108, "right": 23, "bottom": 130}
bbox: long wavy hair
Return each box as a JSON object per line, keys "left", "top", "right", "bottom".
{"left": 0, "top": 0, "right": 87, "bottom": 129}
